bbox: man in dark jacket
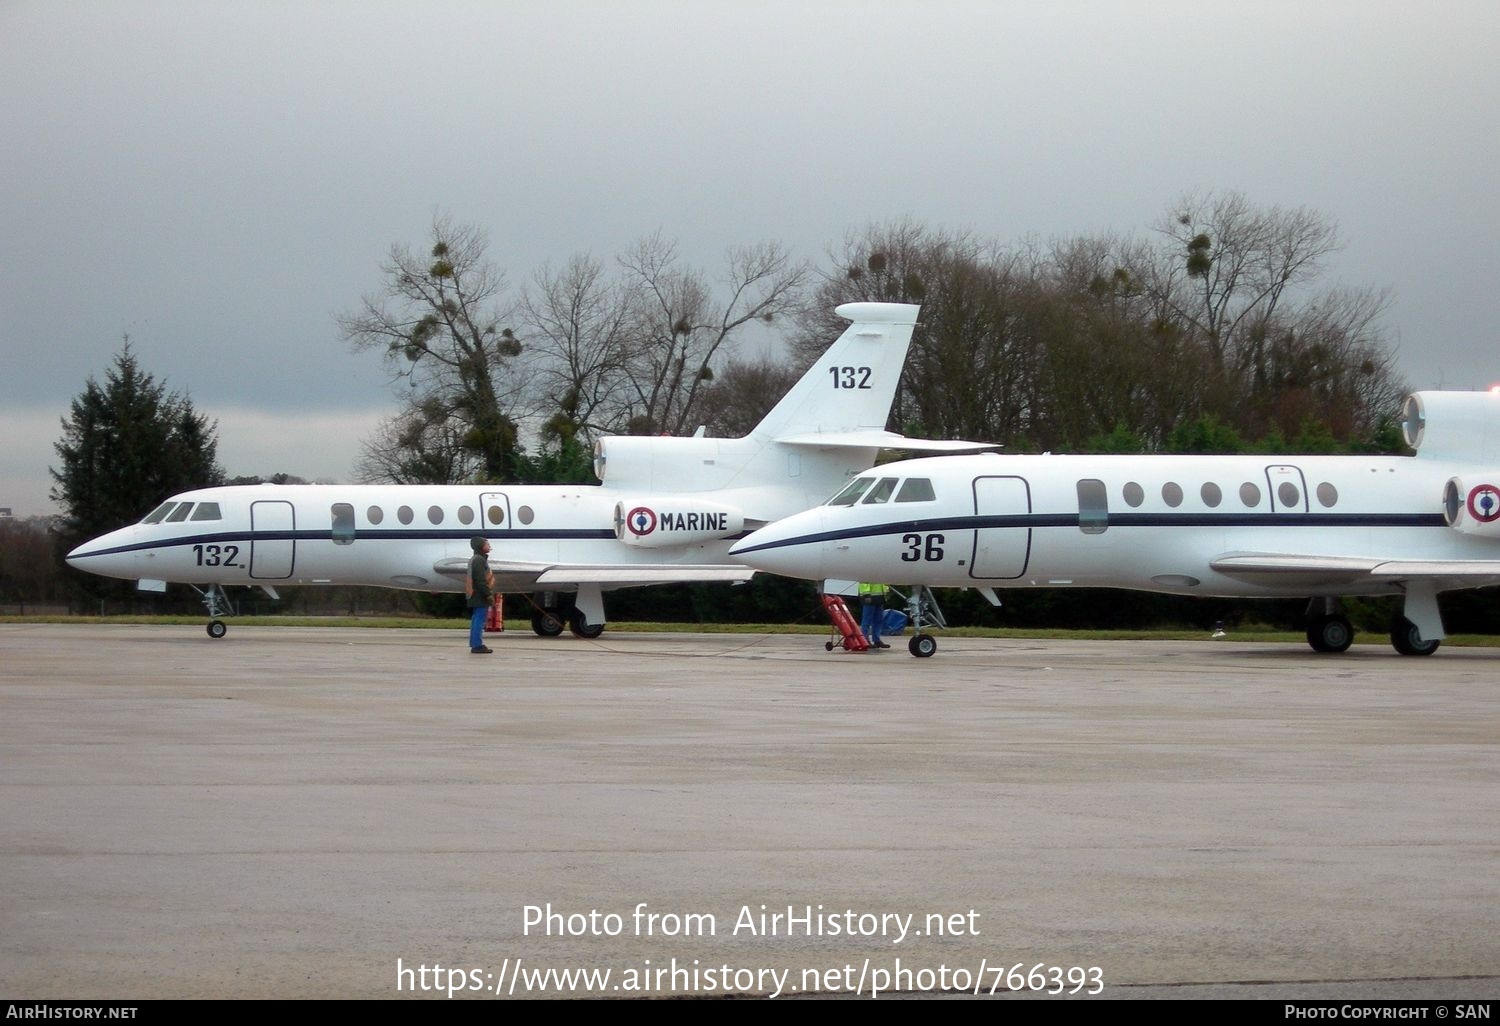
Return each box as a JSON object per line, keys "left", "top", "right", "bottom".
{"left": 467, "top": 536, "right": 495, "bottom": 654}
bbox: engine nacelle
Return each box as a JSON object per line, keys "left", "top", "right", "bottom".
{"left": 613, "top": 498, "right": 746, "bottom": 548}
{"left": 1402, "top": 390, "right": 1500, "bottom": 460}
{"left": 1442, "top": 477, "right": 1500, "bottom": 538}
{"left": 594, "top": 434, "right": 757, "bottom": 493}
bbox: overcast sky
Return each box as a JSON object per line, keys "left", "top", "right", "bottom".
{"left": 4, "top": 0, "right": 1497, "bottom": 517}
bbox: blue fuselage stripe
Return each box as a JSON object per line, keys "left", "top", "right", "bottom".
{"left": 71, "top": 528, "right": 619, "bottom": 560}
{"left": 731, "top": 511, "right": 1449, "bottom": 555}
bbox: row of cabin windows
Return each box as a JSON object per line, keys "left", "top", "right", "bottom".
{"left": 330, "top": 502, "right": 537, "bottom": 544}
{"left": 1079, "top": 478, "right": 1341, "bottom": 535}
{"left": 141, "top": 500, "right": 535, "bottom": 536}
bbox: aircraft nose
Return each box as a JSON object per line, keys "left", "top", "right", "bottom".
{"left": 729, "top": 509, "right": 827, "bottom": 580}
{"left": 65, "top": 527, "right": 139, "bottom": 580}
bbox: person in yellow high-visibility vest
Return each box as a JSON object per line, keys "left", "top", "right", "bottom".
{"left": 857, "top": 582, "right": 890, "bottom": 649}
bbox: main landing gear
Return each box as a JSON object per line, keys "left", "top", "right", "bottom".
{"left": 1390, "top": 616, "right": 1440, "bottom": 656}
{"left": 527, "top": 593, "right": 606, "bottom": 639}
{"left": 1305, "top": 613, "right": 1354, "bottom": 653}
{"left": 1303, "top": 599, "right": 1441, "bottom": 656}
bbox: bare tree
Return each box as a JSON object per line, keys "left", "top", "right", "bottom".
{"left": 617, "top": 234, "right": 807, "bottom": 435}
{"left": 693, "top": 356, "right": 802, "bottom": 437}
{"left": 340, "top": 216, "right": 527, "bottom": 483}
{"left": 519, "top": 253, "right": 636, "bottom": 446}
{"left": 1143, "top": 191, "right": 1405, "bottom": 438}
{"left": 1149, "top": 191, "right": 1340, "bottom": 375}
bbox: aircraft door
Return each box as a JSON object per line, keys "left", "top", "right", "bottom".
{"left": 249, "top": 500, "right": 295, "bottom": 579}
{"left": 970, "top": 475, "right": 1031, "bottom": 580}
{"left": 478, "top": 492, "right": 512, "bottom": 533}
{"left": 1264, "top": 465, "right": 1310, "bottom": 512}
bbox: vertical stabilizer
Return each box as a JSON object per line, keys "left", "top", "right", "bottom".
{"left": 749, "top": 303, "right": 920, "bottom": 441}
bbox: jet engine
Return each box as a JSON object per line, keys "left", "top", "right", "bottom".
{"left": 1442, "top": 477, "right": 1500, "bottom": 538}
{"left": 1402, "top": 390, "right": 1500, "bottom": 459}
{"left": 613, "top": 498, "right": 746, "bottom": 548}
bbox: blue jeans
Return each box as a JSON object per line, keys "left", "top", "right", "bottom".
{"left": 860, "top": 601, "right": 883, "bottom": 644}
{"left": 470, "top": 606, "right": 487, "bottom": 649}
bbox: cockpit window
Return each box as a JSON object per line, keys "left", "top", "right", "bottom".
{"left": 189, "top": 503, "right": 222, "bottom": 522}
{"left": 165, "top": 503, "right": 194, "bottom": 523}
{"left": 894, "top": 478, "right": 936, "bottom": 502}
{"left": 140, "top": 502, "right": 177, "bottom": 524}
{"left": 827, "top": 477, "right": 875, "bottom": 506}
{"left": 861, "top": 478, "right": 899, "bottom": 504}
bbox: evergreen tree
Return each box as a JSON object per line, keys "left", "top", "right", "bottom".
{"left": 50, "top": 342, "right": 224, "bottom": 606}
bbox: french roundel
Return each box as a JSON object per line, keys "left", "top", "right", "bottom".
{"left": 625, "top": 506, "right": 658, "bottom": 536}
{"left": 1468, "top": 485, "right": 1500, "bottom": 523}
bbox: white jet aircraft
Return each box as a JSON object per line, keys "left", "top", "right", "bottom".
{"left": 67, "top": 303, "right": 994, "bottom": 638}
{"left": 730, "top": 390, "right": 1500, "bottom": 657}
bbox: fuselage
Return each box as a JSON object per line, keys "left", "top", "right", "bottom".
{"left": 730, "top": 451, "right": 1500, "bottom": 598}
{"left": 65, "top": 477, "right": 836, "bottom": 593}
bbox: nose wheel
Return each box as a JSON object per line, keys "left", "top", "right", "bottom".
{"left": 191, "top": 584, "right": 236, "bottom": 639}
{"left": 908, "top": 633, "right": 937, "bottom": 658}
{"left": 891, "top": 585, "right": 947, "bottom": 657}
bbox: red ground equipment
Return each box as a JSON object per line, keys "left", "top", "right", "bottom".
{"left": 819, "top": 593, "right": 869, "bottom": 652}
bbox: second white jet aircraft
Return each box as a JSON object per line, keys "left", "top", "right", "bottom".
{"left": 731, "top": 389, "right": 1500, "bottom": 657}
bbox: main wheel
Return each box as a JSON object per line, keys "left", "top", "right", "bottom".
{"left": 568, "top": 608, "right": 605, "bottom": 639}
{"left": 909, "top": 633, "right": 937, "bottom": 658}
{"left": 1390, "top": 616, "right": 1439, "bottom": 656}
{"left": 531, "top": 609, "right": 565, "bottom": 637}
{"left": 1306, "top": 614, "right": 1353, "bottom": 653}
{"left": 206, "top": 620, "right": 227, "bottom": 639}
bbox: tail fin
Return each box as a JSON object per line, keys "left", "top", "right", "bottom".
{"left": 749, "top": 303, "right": 920, "bottom": 441}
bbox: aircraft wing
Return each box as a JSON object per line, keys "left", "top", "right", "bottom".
{"left": 1210, "top": 553, "right": 1500, "bottom": 590}
{"left": 774, "top": 429, "right": 1000, "bottom": 452}
{"left": 434, "top": 557, "right": 752, "bottom": 590}
{"left": 535, "top": 565, "right": 753, "bottom": 585}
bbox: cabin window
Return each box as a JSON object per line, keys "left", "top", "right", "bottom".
{"left": 861, "top": 478, "right": 899, "bottom": 504}
{"left": 189, "top": 502, "right": 221, "bottom": 521}
{"left": 166, "top": 503, "right": 195, "bottom": 523}
{"left": 487, "top": 505, "right": 505, "bottom": 526}
{"left": 1077, "top": 479, "right": 1109, "bottom": 534}
{"left": 1278, "top": 482, "right": 1301, "bottom": 508}
{"left": 1200, "top": 483, "right": 1222, "bottom": 508}
{"left": 1122, "top": 482, "right": 1144, "bottom": 508}
{"left": 457, "top": 505, "right": 475, "bottom": 525}
{"left": 141, "top": 502, "right": 177, "bottom": 524}
{"left": 1161, "top": 482, "right": 1183, "bottom": 508}
{"left": 397, "top": 505, "right": 414, "bottom": 525}
{"left": 518, "top": 505, "right": 535, "bottom": 525}
{"left": 331, "top": 503, "right": 356, "bottom": 545}
{"left": 1317, "top": 483, "right": 1338, "bottom": 508}
{"left": 1239, "top": 482, "right": 1261, "bottom": 507}
{"left": 828, "top": 477, "right": 874, "bottom": 506}
{"left": 895, "top": 478, "right": 936, "bottom": 502}
{"left": 427, "top": 505, "right": 444, "bottom": 525}
{"left": 367, "top": 506, "right": 384, "bottom": 525}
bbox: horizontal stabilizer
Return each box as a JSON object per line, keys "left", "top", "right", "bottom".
{"left": 774, "top": 429, "right": 1000, "bottom": 452}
